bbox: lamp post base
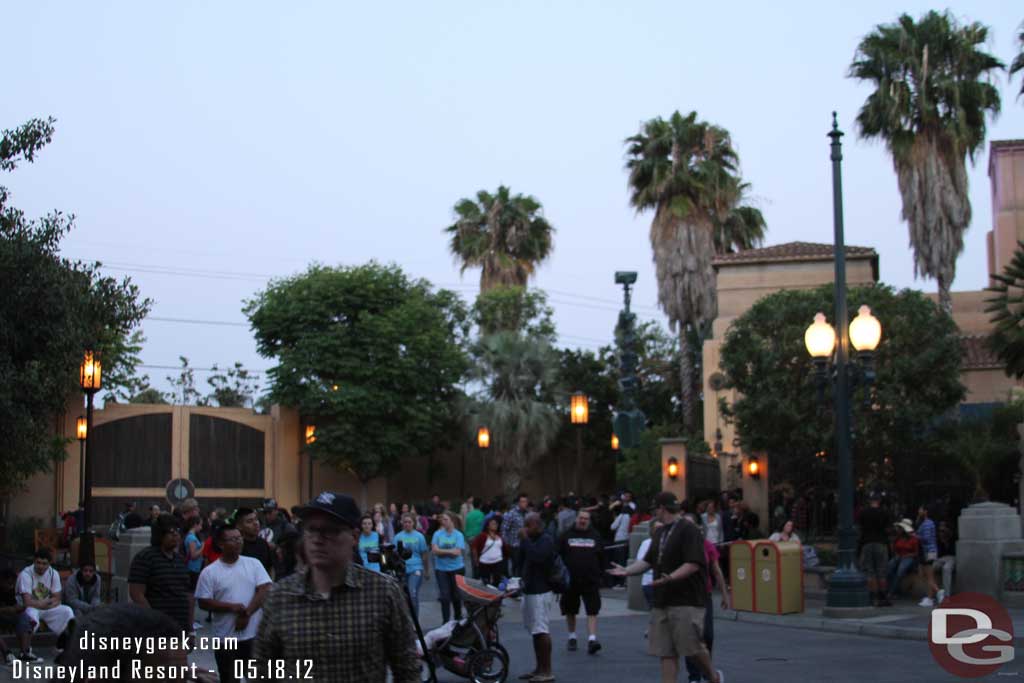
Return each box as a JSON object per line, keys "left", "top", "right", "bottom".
{"left": 825, "top": 567, "right": 871, "bottom": 609}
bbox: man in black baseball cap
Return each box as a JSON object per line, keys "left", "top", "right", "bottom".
{"left": 254, "top": 492, "right": 418, "bottom": 682}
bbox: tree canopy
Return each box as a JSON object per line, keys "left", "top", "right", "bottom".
{"left": 444, "top": 186, "right": 555, "bottom": 292}
{"left": 719, "top": 284, "right": 964, "bottom": 497}
{"left": 245, "top": 262, "right": 470, "bottom": 490}
{"left": 849, "top": 10, "right": 1003, "bottom": 312}
{"left": 0, "top": 118, "right": 150, "bottom": 495}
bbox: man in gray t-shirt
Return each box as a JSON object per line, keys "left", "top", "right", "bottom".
{"left": 556, "top": 498, "right": 577, "bottom": 536}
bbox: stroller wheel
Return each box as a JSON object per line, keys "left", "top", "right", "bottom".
{"left": 468, "top": 646, "right": 509, "bottom": 683}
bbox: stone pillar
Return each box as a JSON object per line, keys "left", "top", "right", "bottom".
{"left": 111, "top": 527, "right": 153, "bottom": 603}
{"left": 956, "top": 502, "right": 1024, "bottom": 600}
{"left": 627, "top": 521, "right": 651, "bottom": 611}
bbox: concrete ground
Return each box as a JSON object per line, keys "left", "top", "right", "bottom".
{"left": 2, "top": 580, "right": 1020, "bottom": 682}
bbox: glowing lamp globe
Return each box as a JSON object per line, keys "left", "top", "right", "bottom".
{"left": 804, "top": 313, "right": 837, "bottom": 359}
{"left": 849, "top": 305, "right": 882, "bottom": 352}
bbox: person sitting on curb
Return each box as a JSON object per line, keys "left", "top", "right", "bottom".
{"left": 885, "top": 519, "right": 919, "bottom": 602}
{"left": 16, "top": 548, "right": 76, "bottom": 662}
{"left": 63, "top": 561, "right": 102, "bottom": 620}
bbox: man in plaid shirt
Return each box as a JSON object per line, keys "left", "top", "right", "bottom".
{"left": 501, "top": 493, "right": 530, "bottom": 576}
{"left": 254, "top": 492, "right": 419, "bottom": 683}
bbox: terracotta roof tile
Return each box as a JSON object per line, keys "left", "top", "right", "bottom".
{"left": 712, "top": 241, "right": 877, "bottom": 266}
{"left": 961, "top": 334, "right": 1002, "bottom": 371}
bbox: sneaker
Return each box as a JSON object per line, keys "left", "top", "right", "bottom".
{"left": 4, "top": 652, "right": 15, "bottom": 666}
{"left": 587, "top": 639, "right": 602, "bottom": 655}
{"left": 936, "top": 590, "right": 946, "bottom": 604}
{"left": 193, "top": 621, "right": 203, "bottom": 631}
{"left": 567, "top": 637, "right": 577, "bottom": 652}
{"left": 715, "top": 670, "right": 725, "bottom": 683}
{"left": 18, "top": 651, "right": 42, "bottom": 663}
{"left": 918, "top": 597, "right": 935, "bottom": 607}
{"left": 877, "top": 597, "right": 893, "bottom": 607}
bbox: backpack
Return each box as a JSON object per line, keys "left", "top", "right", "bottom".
{"left": 547, "top": 552, "right": 570, "bottom": 594}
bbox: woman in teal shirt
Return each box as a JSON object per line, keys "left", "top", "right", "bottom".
{"left": 394, "top": 513, "right": 430, "bottom": 618}
{"left": 431, "top": 512, "right": 466, "bottom": 622}
{"left": 358, "top": 514, "right": 382, "bottom": 572}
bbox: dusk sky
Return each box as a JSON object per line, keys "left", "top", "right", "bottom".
{"left": 4, "top": 2, "right": 1022, "bottom": 400}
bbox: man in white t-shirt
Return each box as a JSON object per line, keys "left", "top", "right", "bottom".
{"left": 196, "top": 525, "right": 272, "bottom": 683}
{"left": 16, "top": 549, "right": 75, "bottom": 662}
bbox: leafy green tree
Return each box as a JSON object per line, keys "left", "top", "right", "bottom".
{"left": 625, "top": 110, "right": 748, "bottom": 433}
{"left": 466, "top": 331, "right": 563, "bottom": 498}
{"left": 985, "top": 242, "right": 1024, "bottom": 378}
{"left": 206, "top": 362, "right": 259, "bottom": 408}
{"left": 0, "top": 118, "right": 149, "bottom": 495}
{"left": 718, "top": 284, "right": 964, "bottom": 495}
{"left": 129, "top": 387, "right": 168, "bottom": 405}
{"left": 445, "top": 186, "right": 555, "bottom": 292}
{"left": 166, "top": 356, "right": 205, "bottom": 406}
{"left": 102, "top": 329, "right": 149, "bottom": 403}
{"left": 849, "top": 11, "right": 1003, "bottom": 314}
{"left": 552, "top": 347, "right": 617, "bottom": 493}
{"left": 245, "top": 263, "right": 469, "bottom": 505}
{"left": 472, "top": 285, "right": 556, "bottom": 338}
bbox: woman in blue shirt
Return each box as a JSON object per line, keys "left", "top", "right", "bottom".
{"left": 394, "top": 513, "right": 430, "bottom": 618}
{"left": 358, "top": 514, "right": 382, "bottom": 572}
{"left": 431, "top": 512, "right": 466, "bottom": 622}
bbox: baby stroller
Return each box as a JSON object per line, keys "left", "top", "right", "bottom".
{"left": 416, "top": 575, "right": 512, "bottom": 683}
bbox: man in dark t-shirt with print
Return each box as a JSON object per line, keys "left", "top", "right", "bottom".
{"left": 608, "top": 492, "right": 722, "bottom": 683}
{"left": 234, "top": 507, "right": 275, "bottom": 577}
{"left": 128, "top": 513, "right": 192, "bottom": 632}
{"left": 857, "top": 493, "right": 891, "bottom": 606}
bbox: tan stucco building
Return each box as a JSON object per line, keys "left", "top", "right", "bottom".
{"left": 703, "top": 139, "right": 1024, "bottom": 511}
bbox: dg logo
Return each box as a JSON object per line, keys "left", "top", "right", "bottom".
{"left": 928, "top": 592, "right": 1015, "bottom": 678}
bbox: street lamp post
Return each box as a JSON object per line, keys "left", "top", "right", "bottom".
{"left": 570, "top": 392, "right": 589, "bottom": 493}
{"left": 76, "top": 416, "right": 87, "bottom": 506}
{"left": 304, "top": 424, "right": 316, "bottom": 500}
{"left": 813, "top": 113, "right": 874, "bottom": 610}
{"left": 79, "top": 350, "right": 102, "bottom": 566}
{"left": 477, "top": 426, "right": 490, "bottom": 494}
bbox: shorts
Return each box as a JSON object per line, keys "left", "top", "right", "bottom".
{"left": 522, "top": 592, "right": 553, "bottom": 635}
{"left": 560, "top": 587, "right": 601, "bottom": 616}
{"left": 859, "top": 543, "right": 888, "bottom": 579}
{"left": 22, "top": 605, "right": 74, "bottom": 635}
{"left": 648, "top": 606, "right": 707, "bottom": 659}
{"left": 922, "top": 551, "right": 937, "bottom": 566}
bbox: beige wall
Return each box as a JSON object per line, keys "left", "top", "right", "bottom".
{"left": 988, "top": 141, "right": 1024, "bottom": 281}
{"left": 704, "top": 255, "right": 878, "bottom": 470}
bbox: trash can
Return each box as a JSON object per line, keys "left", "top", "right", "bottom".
{"left": 729, "top": 540, "right": 755, "bottom": 612}
{"left": 753, "top": 541, "right": 803, "bottom": 614}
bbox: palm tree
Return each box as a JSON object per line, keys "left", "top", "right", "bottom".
{"left": 625, "top": 110, "right": 744, "bottom": 433}
{"left": 849, "top": 10, "right": 1003, "bottom": 315}
{"left": 985, "top": 241, "right": 1024, "bottom": 379}
{"left": 1011, "top": 21, "right": 1024, "bottom": 98}
{"left": 468, "top": 331, "right": 563, "bottom": 499}
{"left": 714, "top": 185, "right": 766, "bottom": 255}
{"left": 445, "top": 186, "right": 555, "bottom": 292}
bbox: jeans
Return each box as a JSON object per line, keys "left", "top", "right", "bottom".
{"left": 684, "top": 598, "right": 715, "bottom": 681}
{"left": 478, "top": 561, "right": 505, "bottom": 587}
{"left": 405, "top": 571, "right": 423, "bottom": 618}
{"left": 934, "top": 556, "right": 955, "bottom": 595}
{"left": 435, "top": 567, "right": 465, "bottom": 622}
{"left": 642, "top": 585, "right": 654, "bottom": 609}
{"left": 886, "top": 557, "right": 917, "bottom": 597}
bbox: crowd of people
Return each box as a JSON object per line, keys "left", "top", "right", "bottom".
{"left": 0, "top": 485, "right": 965, "bottom": 683}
